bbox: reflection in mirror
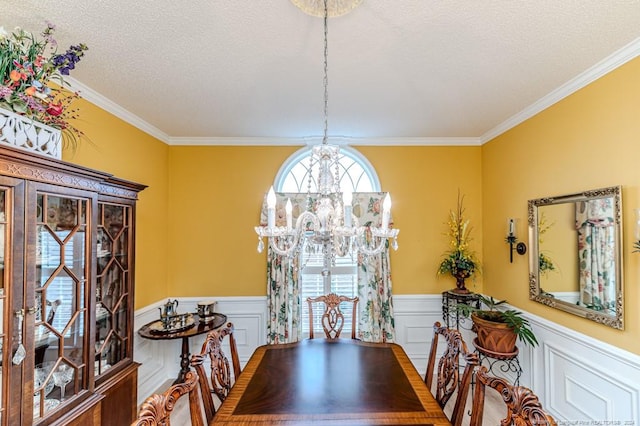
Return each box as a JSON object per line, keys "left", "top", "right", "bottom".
{"left": 528, "top": 186, "right": 623, "bottom": 329}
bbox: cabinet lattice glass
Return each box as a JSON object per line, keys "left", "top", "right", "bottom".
{"left": 0, "top": 146, "right": 145, "bottom": 426}
{"left": 95, "top": 202, "right": 131, "bottom": 375}
{"left": 34, "top": 194, "right": 90, "bottom": 420}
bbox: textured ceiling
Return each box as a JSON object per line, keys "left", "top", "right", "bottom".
{"left": 3, "top": 1, "right": 640, "bottom": 145}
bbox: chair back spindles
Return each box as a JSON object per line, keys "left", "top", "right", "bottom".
{"left": 190, "top": 322, "right": 241, "bottom": 423}
{"left": 307, "top": 293, "right": 359, "bottom": 339}
{"left": 132, "top": 370, "right": 205, "bottom": 426}
{"left": 470, "top": 366, "right": 558, "bottom": 426}
{"left": 425, "top": 321, "right": 478, "bottom": 426}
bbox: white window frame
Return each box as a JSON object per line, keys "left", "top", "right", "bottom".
{"left": 275, "top": 145, "right": 381, "bottom": 193}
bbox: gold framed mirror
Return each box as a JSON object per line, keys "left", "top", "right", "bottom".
{"left": 528, "top": 186, "right": 623, "bottom": 329}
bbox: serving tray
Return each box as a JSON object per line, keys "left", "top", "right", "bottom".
{"left": 149, "top": 315, "right": 195, "bottom": 334}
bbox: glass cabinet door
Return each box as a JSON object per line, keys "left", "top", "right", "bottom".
{"left": 0, "top": 149, "right": 143, "bottom": 425}
{"left": 0, "top": 189, "right": 6, "bottom": 423}
{"left": 95, "top": 202, "right": 131, "bottom": 376}
{"left": 32, "top": 193, "right": 90, "bottom": 421}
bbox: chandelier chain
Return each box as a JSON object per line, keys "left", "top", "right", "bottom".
{"left": 255, "top": 0, "right": 399, "bottom": 262}
{"left": 307, "top": 153, "right": 314, "bottom": 210}
{"left": 322, "top": 0, "right": 329, "bottom": 145}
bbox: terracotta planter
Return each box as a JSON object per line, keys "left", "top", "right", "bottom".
{"left": 471, "top": 312, "right": 517, "bottom": 354}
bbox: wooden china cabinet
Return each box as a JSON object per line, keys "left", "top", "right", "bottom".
{"left": 0, "top": 146, "right": 146, "bottom": 425}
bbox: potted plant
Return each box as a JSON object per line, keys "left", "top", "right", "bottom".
{"left": 437, "top": 192, "right": 480, "bottom": 294}
{"left": 457, "top": 295, "right": 538, "bottom": 354}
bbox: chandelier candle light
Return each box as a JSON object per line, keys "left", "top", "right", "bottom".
{"left": 255, "top": 0, "right": 399, "bottom": 262}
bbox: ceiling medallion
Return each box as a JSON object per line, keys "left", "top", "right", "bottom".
{"left": 290, "top": 0, "right": 363, "bottom": 17}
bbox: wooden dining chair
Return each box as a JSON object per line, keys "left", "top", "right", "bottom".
{"left": 425, "top": 321, "right": 478, "bottom": 426}
{"left": 131, "top": 370, "right": 205, "bottom": 426}
{"left": 190, "top": 322, "right": 241, "bottom": 422}
{"left": 307, "top": 293, "right": 359, "bottom": 339}
{"left": 470, "top": 366, "right": 557, "bottom": 426}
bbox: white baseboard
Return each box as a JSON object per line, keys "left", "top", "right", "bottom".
{"left": 134, "top": 294, "right": 640, "bottom": 422}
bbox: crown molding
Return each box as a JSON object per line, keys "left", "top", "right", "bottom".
{"left": 480, "top": 36, "right": 640, "bottom": 144}
{"left": 65, "top": 76, "right": 170, "bottom": 144}
{"left": 167, "top": 135, "right": 481, "bottom": 146}
{"left": 66, "top": 36, "right": 640, "bottom": 147}
{"left": 169, "top": 136, "right": 306, "bottom": 146}
{"left": 63, "top": 81, "right": 479, "bottom": 147}
{"left": 337, "top": 137, "right": 481, "bottom": 146}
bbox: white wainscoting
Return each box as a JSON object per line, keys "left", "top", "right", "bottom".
{"left": 134, "top": 294, "right": 640, "bottom": 423}
{"left": 392, "top": 294, "right": 446, "bottom": 374}
{"left": 527, "top": 313, "right": 640, "bottom": 423}
{"left": 134, "top": 296, "right": 267, "bottom": 405}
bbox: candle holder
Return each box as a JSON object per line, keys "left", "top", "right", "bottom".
{"left": 634, "top": 209, "right": 640, "bottom": 254}
{"left": 506, "top": 218, "right": 527, "bottom": 263}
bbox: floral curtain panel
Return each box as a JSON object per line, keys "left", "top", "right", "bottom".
{"left": 351, "top": 193, "right": 396, "bottom": 343}
{"left": 575, "top": 199, "right": 616, "bottom": 313}
{"left": 260, "top": 193, "right": 308, "bottom": 345}
{"left": 259, "top": 192, "right": 396, "bottom": 344}
{"left": 266, "top": 249, "right": 301, "bottom": 344}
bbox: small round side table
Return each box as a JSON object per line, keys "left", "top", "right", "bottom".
{"left": 138, "top": 312, "right": 227, "bottom": 384}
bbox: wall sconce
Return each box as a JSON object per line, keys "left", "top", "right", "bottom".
{"left": 506, "top": 218, "right": 527, "bottom": 263}
{"left": 634, "top": 209, "right": 640, "bottom": 253}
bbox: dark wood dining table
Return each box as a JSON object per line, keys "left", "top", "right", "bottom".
{"left": 212, "top": 338, "right": 452, "bottom": 425}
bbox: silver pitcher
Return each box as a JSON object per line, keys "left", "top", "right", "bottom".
{"left": 159, "top": 299, "right": 179, "bottom": 325}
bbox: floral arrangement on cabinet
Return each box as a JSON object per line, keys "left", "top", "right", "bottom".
{"left": 0, "top": 22, "right": 88, "bottom": 148}
{"left": 437, "top": 192, "right": 480, "bottom": 294}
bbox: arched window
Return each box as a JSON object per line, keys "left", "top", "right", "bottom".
{"left": 275, "top": 146, "right": 380, "bottom": 193}
{"left": 274, "top": 145, "right": 381, "bottom": 337}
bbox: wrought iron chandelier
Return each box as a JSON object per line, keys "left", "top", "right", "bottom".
{"left": 255, "top": 0, "right": 399, "bottom": 259}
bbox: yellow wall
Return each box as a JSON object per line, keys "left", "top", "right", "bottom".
{"left": 357, "top": 146, "right": 483, "bottom": 294}
{"left": 59, "top": 54, "right": 640, "bottom": 355}
{"left": 481, "top": 56, "right": 640, "bottom": 354}
{"left": 165, "top": 145, "right": 483, "bottom": 296}
{"left": 59, "top": 108, "right": 484, "bottom": 304}
{"left": 61, "top": 98, "right": 170, "bottom": 309}
{"left": 165, "top": 145, "right": 297, "bottom": 297}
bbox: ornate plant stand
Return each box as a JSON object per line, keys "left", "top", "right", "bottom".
{"left": 441, "top": 290, "right": 480, "bottom": 330}
{"left": 473, "top": 338, "right": 522, "bottom": 385}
